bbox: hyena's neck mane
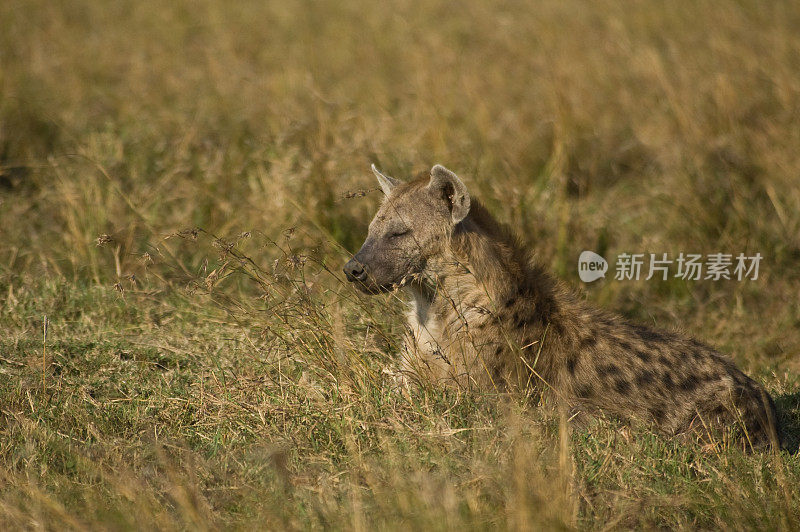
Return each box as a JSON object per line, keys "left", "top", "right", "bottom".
{"left": 452, "top": 201, "right": 530, "bottom": 286}
{"left": 452, "top": 201, "right": 558, "bottom": 296}
{"left": 423, "top": 199, "right": 570, "bottom": 335}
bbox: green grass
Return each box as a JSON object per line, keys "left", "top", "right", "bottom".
{"left": 2, "top": 0, "right": 800, "bottom": 529}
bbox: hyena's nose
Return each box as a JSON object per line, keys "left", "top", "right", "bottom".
{"left": 343, "top": 259, "right": 367, "bottom": 283}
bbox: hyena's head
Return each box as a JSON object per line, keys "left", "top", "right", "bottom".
{"left": 343, "top": 164, "right": 470, "bottom": 293}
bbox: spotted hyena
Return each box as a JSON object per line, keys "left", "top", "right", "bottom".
{"left": 343, "top": 164, "right": 782, "bottom": 449}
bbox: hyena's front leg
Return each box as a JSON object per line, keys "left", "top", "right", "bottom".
{"left": 381, "top": 338, "right": 418, "bottom": 397}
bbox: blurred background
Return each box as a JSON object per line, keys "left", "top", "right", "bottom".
{"left": 3, "top": 0, "right": 799, "bottom": 365}
{"left": 1, "top": 1, "right": 800, "bottom": 528}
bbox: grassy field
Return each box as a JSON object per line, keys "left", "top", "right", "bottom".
{"left": 2, "top": 0, "right": 800, "bottom": 529}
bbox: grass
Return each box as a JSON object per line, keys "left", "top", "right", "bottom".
{"left": 2, "top": 0, "right": 800, "bottom": 529}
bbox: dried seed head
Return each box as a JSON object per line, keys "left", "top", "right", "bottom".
{"left": 176, "top": 228, "right": 199, "bottom": 240}
{"left": 286, "top": 254, "right": 306, "bottom": 270}
{"left": 96, "top": 234, "right": 114, "bottom": 247}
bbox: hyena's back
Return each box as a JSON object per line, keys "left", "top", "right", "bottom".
{"left": 562, "top": 315, "right": 781, "bottom": 448}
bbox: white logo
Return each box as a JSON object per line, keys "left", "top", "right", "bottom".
{"left": 578, "top": 251, "right": 608, "bottom": 283}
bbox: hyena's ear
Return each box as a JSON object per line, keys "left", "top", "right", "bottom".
{"left": 371, "top": 164, "right": 401, "bottom": 196}
{"left": 428, "top": 164, "right": 471, "bottom": 224}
